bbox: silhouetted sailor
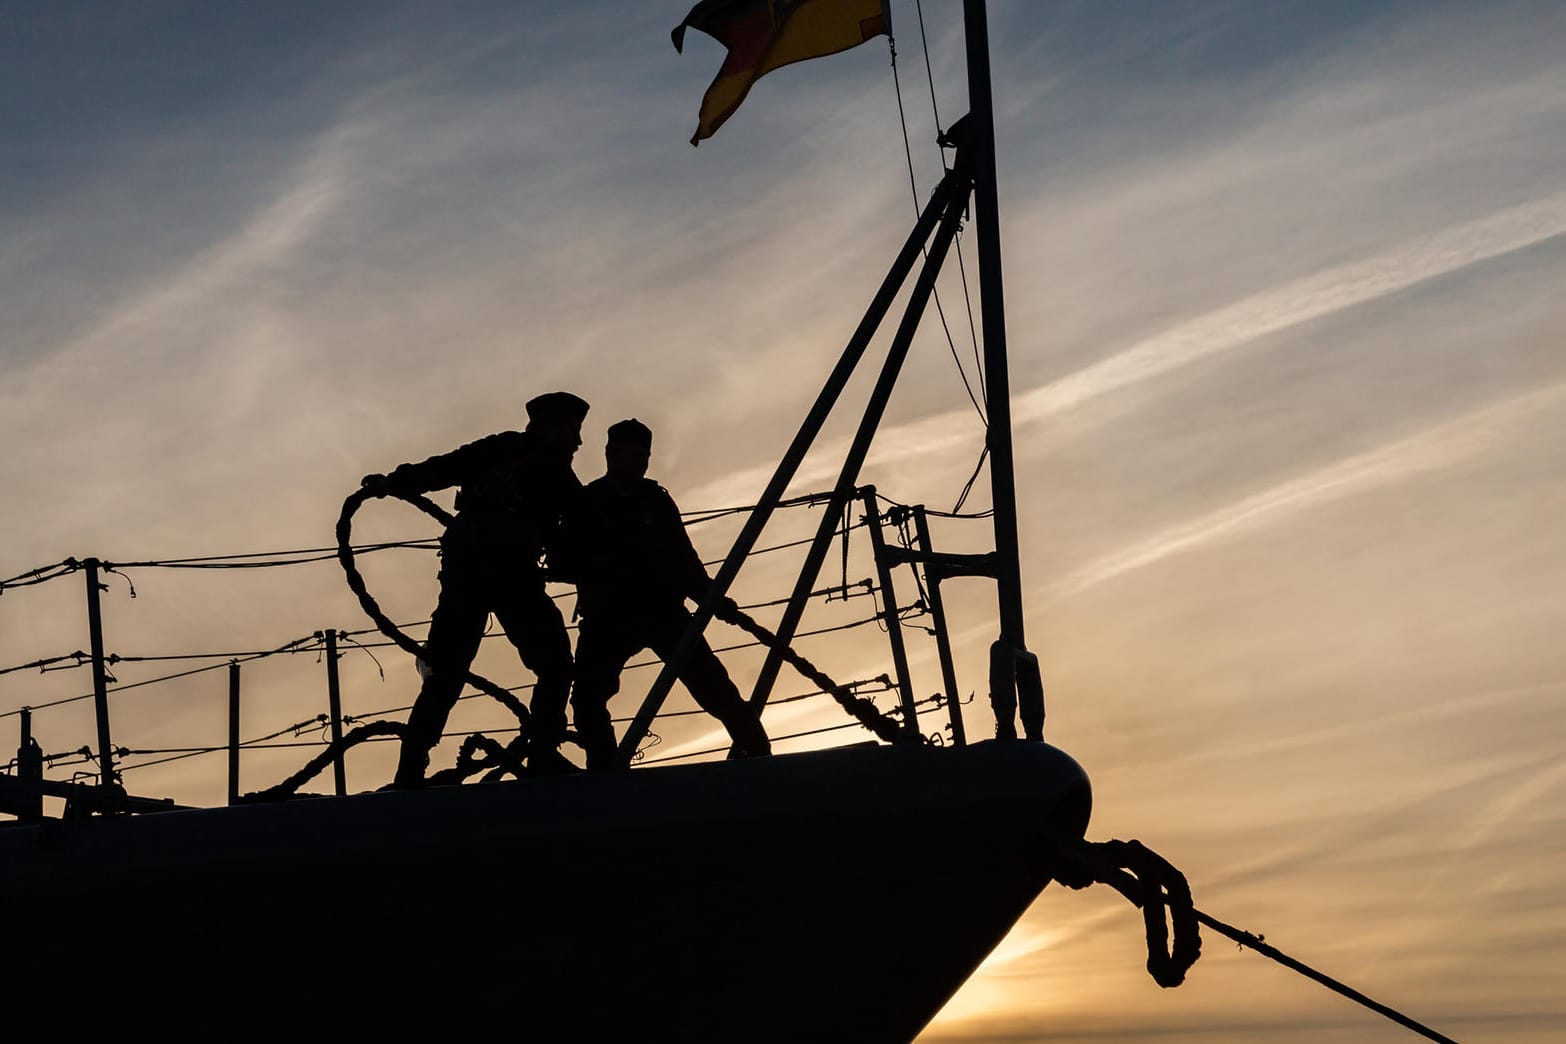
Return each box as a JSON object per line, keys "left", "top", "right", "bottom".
{"left": 362, "top": 391, "right": 589, "bottom": 786}
{"left": 555, "top": 419, "right": 770, "bottom": 770}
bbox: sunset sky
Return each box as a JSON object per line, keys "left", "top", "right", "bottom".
{"left": 2, "top": 2, "right": 1563, "bottom": 1040}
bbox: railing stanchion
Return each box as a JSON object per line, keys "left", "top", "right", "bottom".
{"left": 18, "top": 708, "right": 44, "bottom": 821}
{"left": 321, "top": 630, "right": 347, "bottom": 796}
{"left": 227, "top": 661, "right": 241, "bottom": 806}
{"left": 860, "top": 487, "right": 919, "bottom": 736}
{"left": 83, "top": 557, "right": 116, "bottom": 792}
{"left": 912, "top": 506, "right": 966, "bottom": 746}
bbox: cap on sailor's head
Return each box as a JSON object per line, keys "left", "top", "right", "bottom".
{"left": 526, "top": 391, "right": 590, "bottom": 424}
{"left": 607, "top": 417, "right": 653, "bottom": 449}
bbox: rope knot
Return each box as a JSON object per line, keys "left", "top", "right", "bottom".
{"left": 1057, "top": 837, "right": 1202, "bottom": 989}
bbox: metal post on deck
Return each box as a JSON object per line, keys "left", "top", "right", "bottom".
{"left": 227, "top": 661, "right": 241, "bottom": 806}
{"left": 321, "top": 630, "right": 347, "bottom": 797}
{"left": 963, "top": 0, "right": 1043, "bottom": 741}
{"left": 18, "top": 707, "right": 44, "bottom": 822}
{"left": 83, "top": 557, "right": 116, "bottom": 790}
{"left": 859, "top": 487, "right": 919, "bottom": 736}
{"left": 912, "top": 506, "right": 966, "bottom": 746}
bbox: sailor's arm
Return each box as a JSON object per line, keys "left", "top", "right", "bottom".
{"left": 543, "top": 479, "right": 589, "bottom": 585}
{"left": 661, "top": 487, "right": 738, "bottom": 617}
{"left": 364, "top": 432, "right": 519, "bottom": 497}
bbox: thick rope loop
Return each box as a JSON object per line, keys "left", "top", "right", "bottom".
{"left": 336, "top": 487, "right": 533, "bottom": 728}
{"left": 426, "top": 733, "right": 529, "bottom": 787}
{"left": 1053, "top": 836, "right": 1203, "bottom": 989}
{"left": 237, "top": 720, "right": 405, "bottom": 802}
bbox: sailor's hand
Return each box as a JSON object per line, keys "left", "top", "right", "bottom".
{"left": 712, "top": 594, "right": 741, "bottom": 621}
{"left": 360, "top": 473, "right": 390, "bottom": 497}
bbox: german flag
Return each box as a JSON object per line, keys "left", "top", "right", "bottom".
{"left": 673, "top": 0, "right": 891, "bottom": 146}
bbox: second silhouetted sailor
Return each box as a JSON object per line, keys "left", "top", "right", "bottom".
{"left": 555, "top": 419, "right": 770, "bottom": 770}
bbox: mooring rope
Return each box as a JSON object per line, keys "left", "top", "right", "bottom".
{"left": 714, "top": 602, "right": 916, "bottom": 745}
{"left": 1051, "top": 837, "right": 1202, "bottom": 988}
{"left": 1052, "top": 835, "right": 1456, "bottom": 1043}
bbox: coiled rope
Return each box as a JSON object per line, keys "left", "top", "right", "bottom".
{"left": 336, "top": 487, "right": 533, "bottom": 728}
{"left": 231, "top": 486, "right": 538, "bottom": 795}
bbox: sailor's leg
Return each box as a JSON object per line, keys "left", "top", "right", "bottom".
{"left": 395, "top": 579, "right": 487, "bottom": 786}
{"left": 650, "top": 609, "right": 771, "bottom": 757}
{"left": 569, "top": 619, "right": 637, "bottom": 771}
{"left": 494, "top": 582, "right": 574, "bottom": 765}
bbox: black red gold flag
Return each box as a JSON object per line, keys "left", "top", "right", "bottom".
{"left": 672, "top": 0, "right": 891, "bottom": 146}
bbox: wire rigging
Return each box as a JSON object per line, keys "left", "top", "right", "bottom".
{"left": 0, "top": 634, "right": 324, "bottom": 720}
{"left": 107, "top": 538, "right": 440, "bottom": 570}
{"left": 887, "top": 29, "right": 988, "bottom": 428}
{"left": 913, "top": 0, "right": 987, "bottom": 406}
{"left": 0, "top": 651, "right": 92, "bottom": 678}
{"left": 0, "top": 558, "right": 82, "bottom": 595}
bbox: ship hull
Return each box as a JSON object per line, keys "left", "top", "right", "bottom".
{"left": 0, "top": 739, "right": 1089, "bottom": 1042}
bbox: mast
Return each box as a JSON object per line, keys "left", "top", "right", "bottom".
{"left": 963, "top": 0, "right": 1042, "bottom": 740}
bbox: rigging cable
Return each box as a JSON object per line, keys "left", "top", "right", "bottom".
{"left": 900, "top": 0, "right": 991, "bottom": 507}
{"left": 678, "top": 488, "right": 838, "bottom": 526}
{"left": 0, "top": 651, "right": 92, "bottom": 678}
{"left": 888, "top": 28, "right": 987, "bottom": 427}
{"left": 951, "top": 442, "right": 989, "bottom": 514}
{"left": 640, "top": 693, "right": 940, "bottom": 767}
{"left": 0, "top": 558, "right": 82, "bottom": 595}
{"left": 0, "top": 634, "right": 324, "bottom": 719}
{"left": 107, "top": 539, "right": 439, "bottom": 571}
{"left": 914, "top": 0, "right": 987, "bottom": 405}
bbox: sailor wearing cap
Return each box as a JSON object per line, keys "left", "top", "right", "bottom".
{"left": 362, "top": 391, "right": 590, "bottom": 785}
{"left": 552, "top": 418, "right": 771, "bottom": 770}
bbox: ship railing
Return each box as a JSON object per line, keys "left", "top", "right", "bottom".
{"left": 0, "top": 486, "right": 991, "bottom": 819}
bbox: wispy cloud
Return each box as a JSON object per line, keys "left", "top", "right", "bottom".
{"left": 1015, "top": 191, "right": 1566, "bottom": 418}
{"left": 680, "top": 190, "right": 1566, "bottom": 514}
{"left": 1048, "top": 378, "right": 1566, "bottom": 597}
{"left": 26, "top": 129, "right": 351, "bottom": 383}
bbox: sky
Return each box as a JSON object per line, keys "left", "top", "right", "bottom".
{"left": 2, "top": 0, "right": 1564, "bottom": 1039}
